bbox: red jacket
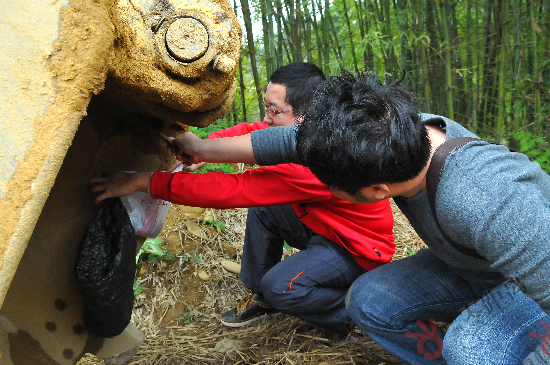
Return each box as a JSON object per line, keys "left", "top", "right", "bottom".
{"left": 150, "top": 122, "right": 395, "bottom": 270}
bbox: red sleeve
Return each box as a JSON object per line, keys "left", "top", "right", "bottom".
{"left": 150, "top": 164, "right": 335, "bottom": 208}
{"left": 207, "top": 122, "right": 268, "bottom": 139}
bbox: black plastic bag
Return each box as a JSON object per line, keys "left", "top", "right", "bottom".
{"left": 75, "top": 197, "right": 137, "bottom": 338}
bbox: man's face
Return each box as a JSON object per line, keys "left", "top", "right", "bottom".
{"left": 263, "top": 82, "right": 296, "bottom": 127}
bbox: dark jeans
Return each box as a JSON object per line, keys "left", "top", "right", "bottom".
{"left": 239, "top": 205, "right": 366, "bottom": 335}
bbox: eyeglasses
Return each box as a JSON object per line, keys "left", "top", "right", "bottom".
{"left": 265, "top": 106, "right": 293, "bottom": 116}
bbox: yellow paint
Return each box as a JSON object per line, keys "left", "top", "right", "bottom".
{"left": 0, "top": 0, "right": 114, "bottom": 308}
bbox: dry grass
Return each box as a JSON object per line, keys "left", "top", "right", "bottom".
{"left": 78, "top": 199, "right": 426, "bottom": 365}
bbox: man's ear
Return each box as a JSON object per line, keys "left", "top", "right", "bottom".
{"left": 294, "top": 114, "right": 304, "bottom": 124}
{"left": 367, "top": 184, "right": 390, "bottom": 200}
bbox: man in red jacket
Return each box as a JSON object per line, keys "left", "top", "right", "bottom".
{"left": 91, "top": 63, "right": 395, "bottom": 339}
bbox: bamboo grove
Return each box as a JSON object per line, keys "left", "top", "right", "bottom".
{"left": 224, "top": 0, "right": 549, "bottom": 171}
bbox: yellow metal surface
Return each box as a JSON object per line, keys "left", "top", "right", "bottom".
{"left": 0, "top": 0, "right": 240, "bottom": 363}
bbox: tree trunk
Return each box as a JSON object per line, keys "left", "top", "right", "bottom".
{"left": 449, "top": 0, "right": 465, "bottom": 122}
{"left": 323, "top": 0, "right": 330, "bottom": 73}
{"left": 260, "top": 0, "right": 274, "bottom": 79}
{"left": 417, "top": 0, "right": 431, "bottom": 111}
{"left": 380, "top": 0, "right": 400, "bottom": 74}
{"left": 426, "top": 0, "right": 444, "bottom": 114}
{"left": 275, "top": 0, "right": 284, "bottom": 69}
{"left": 480, "top": 0, "right": 496, "bottom": 135}
{"left": 396, "top": 0, "right": 410, "bottom": 73}
{"left": 311, "top": 0, "right": 323, "bottom": 67}
{"left": 465, "top": 0, "right": 475, "bottom": 130}
{"left": 240, "top": 0, "right": 264, "bottom": 120}
{"left": 303, "top": 1, "right": 314, "bottom": 63}
{"left": 496, "top": 0, "right": 509, "bottom": 141}
{"left": 529, "top": 0, "right": 542, "bottom": 132}
{"left": 440, "top": 0, "right": 454, "bottom": 119}
{"left": 354, "top": 0, "right": 367, "bottom": 69}
{"left": 284, "top": 0, "right": 303, "bottom": 62}
{"left": 238, "top": 55, "right": 247, "bottom": 123}
{"left": 342, "top": 0, "right": 359, "bottom": 72}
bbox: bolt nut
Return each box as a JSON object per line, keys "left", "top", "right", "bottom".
{"left": 212, "top": 54, "right": 236, "bottom": 74}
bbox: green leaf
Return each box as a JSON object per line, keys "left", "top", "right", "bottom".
{"left": 133, "top": 280, "right": 146, "bottom": 296}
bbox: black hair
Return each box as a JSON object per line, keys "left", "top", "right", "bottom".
{"left": 268, "top": 62, "right": 326, "bottom": 115}
{"left": 295, "top": 71, "right": 431, "bottom": 195}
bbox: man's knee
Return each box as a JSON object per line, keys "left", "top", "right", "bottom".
{"left": 259, "top": 270, "right": 309, "bottom": 310}
{"left": 442, "top": 314, "right": 525, "bottom": 365}
{"left": 346, "top": 274, "right": 390, "bottom": 328}
{"left": 443, "top": 321, "right": 489, "bottom": 365}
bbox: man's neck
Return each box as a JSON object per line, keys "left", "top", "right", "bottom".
{"left": 394, "top": 124, "right": 447, "bottom": 198}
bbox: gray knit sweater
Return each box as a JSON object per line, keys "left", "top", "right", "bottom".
{"left": 251, "top": 114, "right": 550, "bottom": 317}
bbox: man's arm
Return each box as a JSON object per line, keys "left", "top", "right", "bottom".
{"left": 169, "top": 125, "right": 299, "bottom": 166}
{"left": 169, "top": 132, "right": 258, "bottom": 165}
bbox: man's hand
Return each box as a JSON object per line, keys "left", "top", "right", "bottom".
{"left": 183, "top": 162, "right": 206, "bottom": 172}
{"left": 90, "top": 172, "right": 151, "bottom": 204}
{"left": 168, "top": 132, "right": 257, "bottom": 165}
{"left": 168, "top": 132, "right": 206, "bottom": 165}
{"left": 167, "top": 160, "right": 205, "bottom": 172}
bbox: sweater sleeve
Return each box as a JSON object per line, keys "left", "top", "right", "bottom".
{"left": 250, "top": 125, "right": 301, "bottom": 166}
{"left": 149, "top": 163, "right": 334, "bottom": 208}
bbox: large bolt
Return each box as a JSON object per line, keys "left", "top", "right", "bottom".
{"left": 165, "top": 17, "right": 209, "bottom": 62}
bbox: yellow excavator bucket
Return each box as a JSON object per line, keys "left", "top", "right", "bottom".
{"left": 0, "top": 0, "right": 240, "bottom": 363}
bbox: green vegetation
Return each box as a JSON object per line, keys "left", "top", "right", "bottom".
{"left": 229, "top": 0, "right": 549, "bottom": 173}
{"left": 188, "top": 120, "right": 236, "bottom": 173}
{"left": 179, "top": 308, "right": 194, "bottom": 325}
{"left": 201, "top": 218, "right": 227, "bottom": 232}
{"left": 136, "top": 237, "right": 175, "bottom": 263}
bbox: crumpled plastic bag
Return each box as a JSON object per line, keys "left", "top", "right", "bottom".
{"left": 121, "top": 166, "right": 182, "bottom": 238}
{"left": 121, "top": 191, "right": 171, "bottom": 238}
{"left": 75, "top": 197, "right": 136, "bottom": 338}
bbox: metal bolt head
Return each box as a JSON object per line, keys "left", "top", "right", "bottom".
{"left": 165, "top": 17, "right": 209, "bottom": 62}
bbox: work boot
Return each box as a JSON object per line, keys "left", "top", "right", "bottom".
{"left": 221, "top": 293, "right": 278, "bottom": 327}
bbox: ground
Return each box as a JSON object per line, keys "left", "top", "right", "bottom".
{"left": 77, "top": 198, "right": 426, "bottom": 365}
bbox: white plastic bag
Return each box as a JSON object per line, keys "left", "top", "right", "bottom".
{"left": 121, "top": 166, "right": 182, "bottom": 238}
{"left": 121, "top": 192, "right": 171, "bottom": 238}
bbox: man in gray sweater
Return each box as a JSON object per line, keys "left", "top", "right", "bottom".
{"left": 168, "top": 72, "right": 550, "bottom": 364}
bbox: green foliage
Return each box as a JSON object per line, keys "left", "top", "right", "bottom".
{"left": 136, "top": 237, "right": 162, "bottom": 263}
{"left": 188, "top": 120, "right": 236, "bottom": 174}
{"left": 188, "top": 119, "right": 235, "bottom": 138}
{"left": 407, "top": 249, "right": 416, "bottom": 256}
{"left": 198, "top": 162, "right": 235, "bottom": 174}
{"left": 179, "top": 308, "right": 194, "bottom": 325}
{"left": 133, "top": 280, "right": 146, "bottom": 296}
{"left": 202, "top": 218, "right": 226, "bottom": 232}
{"left": 136, "top": 237, "right": 178, "bottom": 263}
{"left": 509, "top": 130, "right": 550, "bottom": 174}
{"left": 136, "top": 237, "right": 182, "bottom": 263}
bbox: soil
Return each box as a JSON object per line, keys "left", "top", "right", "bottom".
{"left": 77, "top": 199, "right": 425, "bottom": 365}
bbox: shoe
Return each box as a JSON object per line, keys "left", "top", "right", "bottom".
{"left": 221, "top": 293, "right": 279, "bottom": 327}
{"left": 334, "top": 325, "right": 365, "bottom": 344}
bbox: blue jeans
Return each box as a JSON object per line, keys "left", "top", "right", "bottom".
{"left": 240, "top": 205, "right": 367, "bottom": 335}
{"left": 346, "top": 249, "right": 550, "bottom": 364}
